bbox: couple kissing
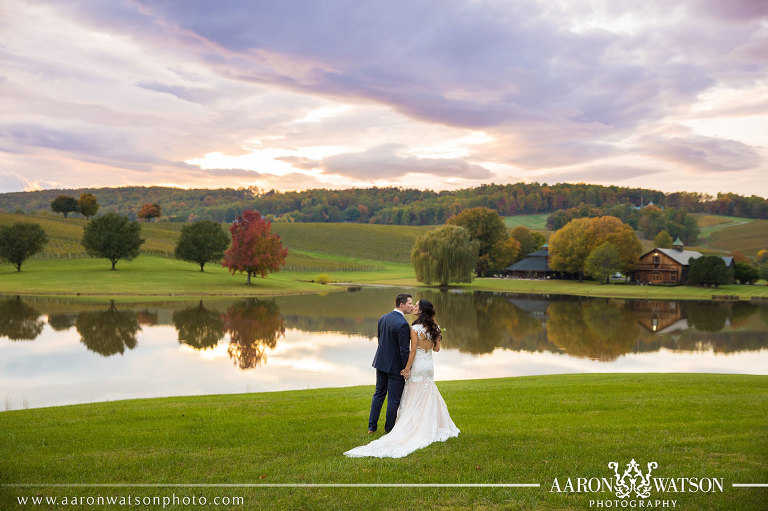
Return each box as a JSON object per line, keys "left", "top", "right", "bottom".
{"left": 344, "top": 293, "right": 459, "bottom": 458}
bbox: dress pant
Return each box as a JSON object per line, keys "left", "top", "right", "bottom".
{"left": 368, "top": 369, "right": 405, "bottom": 432}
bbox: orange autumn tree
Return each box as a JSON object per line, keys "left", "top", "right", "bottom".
{"left": 222, "top": 210, "right": 288, "bottom": 284}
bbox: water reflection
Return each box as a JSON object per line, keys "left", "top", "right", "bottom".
{"left": 48, "top": 313, "right": 77, "bottom": 331}
{"left": 0, "top": 297, "right": 43, "bottom": 341}
{"left": 221, "top": 298, "right": 285, "bottom": 370}
{"left": 2, "top": 291, "right": 768, "bottom": 411}
{"left": 1, "top": 291, "right": 768, "bottom": 362}
{"left": 547, "top": 300, "right": 641, "bottom": 361}
{"left": 173, "top": 301, "right": 224, "bottom": 350}
{"left": 76, "top": 301, "right": 141, "bottom": 356}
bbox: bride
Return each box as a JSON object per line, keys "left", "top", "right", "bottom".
{"left": 344, "top": 299, "right": 459, "bottom": 458}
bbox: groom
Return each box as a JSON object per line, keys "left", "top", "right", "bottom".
{"left": 368, "top": 293, "right": 413, "bottom": 434}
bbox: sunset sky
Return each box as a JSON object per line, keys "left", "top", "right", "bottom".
{"left": 1, "top": 0, "right": 767, "bottom": 196}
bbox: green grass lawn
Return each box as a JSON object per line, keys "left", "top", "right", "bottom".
{"left": 504, "top": 214, "right": 550, "bottom": 231}
{"left": 0, "top": 374, "right": 765, "bottom": 510}
{"left": 272, "top": 222, "right": 434, "bottom": 263}
{"left": 0, "top": 255, "right": 413, "bottom": 301}
{"left": 2, "top": 212, "right": 767, "bottom": 301}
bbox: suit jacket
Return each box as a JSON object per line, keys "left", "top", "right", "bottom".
{"left": 372, "top": 310, "right": 411, "bottom": 374}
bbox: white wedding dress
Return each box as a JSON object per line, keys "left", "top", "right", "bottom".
{"left": 344, "top": 324, "right": 459, "bottom": 458}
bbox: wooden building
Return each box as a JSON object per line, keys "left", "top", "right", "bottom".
{"left": 634, "top": 238, "right": 734, "bottom": 285}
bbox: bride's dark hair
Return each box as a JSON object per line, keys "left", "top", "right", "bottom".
{"left": 412, "top": 299, "right": 441, "bottom": 343}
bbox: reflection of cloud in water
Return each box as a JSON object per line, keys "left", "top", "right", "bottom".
{"left": 435, "top": 347, "right": 768, "bottom": 382}
{"left": 3, "top": 317, "right": 768, "bottom": 411}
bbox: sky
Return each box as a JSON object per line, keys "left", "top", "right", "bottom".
{"left": 1, "top": 0, "right": 767, "bottom": 197}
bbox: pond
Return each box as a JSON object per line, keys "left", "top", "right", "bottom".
{"left": 1, "top": 288, "right": 767, "bottom": 411}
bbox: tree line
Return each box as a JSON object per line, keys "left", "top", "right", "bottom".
{"left": 0, "top": 211, "right": 288, "bottom": 283}
{"left": 409, "top": 207, "right": 768, "bottom": 288}
{"left": 2, "top": 183, "right": 767, "bottom": 224}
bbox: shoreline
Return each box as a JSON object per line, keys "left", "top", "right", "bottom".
{"left": 1, "top": 255, "right": 766, "bottom": 303}
{"left": 3, "top": 372, "right": 765, "bottom": 414}
{"left": 2, "top": 278, "right": 768, "bottom": 303}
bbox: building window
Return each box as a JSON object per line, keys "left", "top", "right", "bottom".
{"left": 651, "top": 272, "right": 663, "bottom": 282}
{"left": 670, "top": 274, "right": 677, "bottom": 282}
{"left": 653, "top": 252, "right": 660, "bottom": 265}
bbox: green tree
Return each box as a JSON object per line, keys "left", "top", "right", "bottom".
{"left": 78, "top": 193, "right": 99, "bottom": 220}
{"left": 584, "top": 242, "right": 622, "bottom": 284}
{"left": 174, "top": 220, "right": 230, "bottom": 271}
{"left": 637, "top": 205, "right": 665, "bottom": 239}
{"left": 546, "top": 209, "right": 570, "bottom": 231}
{"left": 81, "top": 213, "right": 144, "bottom": 270}
{"left": 0, "top": 222, "right": 48, "bottom": 271}
{"left": 654, "top": 230, "right": 673, "bottom": 248}
{"left": 759, "top": 262, "right": 768, "bottom": 284}
{"left": 447, "top": 207, "right": 510, "bottom": 274}
{"left": 509, "top": 226, "right": 536, "bottom": 256}
{"left": 687, "top": 255, "right": 729, "bottom": 287}
{"left": 734, "top": 262, "right": 760, "bottom": 284}
{"left": 411, "top": 225, "right": 479, "bottom": 287}
{"left": 50, "top": 195, "right": 79, "bottom": 219}
{"left": 549, "top": 216, "right": 642, "bottom": 278}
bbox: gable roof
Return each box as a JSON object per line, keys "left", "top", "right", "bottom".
{"left": 504, "top": 256, "right": 551, "bottom": 272}
{"left": 641, "top": 248, "right": 734, "bottom": 267}
{"left": 526, "top": 248, "right": 549, "bottom": 257}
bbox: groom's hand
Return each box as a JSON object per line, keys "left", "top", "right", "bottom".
{"left": 401, "top": 369, "right": 410, "bottom": 378}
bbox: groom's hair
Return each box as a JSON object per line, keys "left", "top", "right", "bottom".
{"left": 395, "top": 294, "right": 412, "bottom": 308}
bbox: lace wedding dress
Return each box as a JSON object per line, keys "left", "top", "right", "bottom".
{"left": 344, "top": 324, "right": 460, "bottom": 458}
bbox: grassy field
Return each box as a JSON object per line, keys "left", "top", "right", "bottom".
{"left": 0, "top": 374, "right": 765, "bottom": 510}
{"left": 706, "top": 219, "right": 768, "bottom": 257}
{"left": 272, "top": 222, "right": 433, "bottom": 263}
{"left": 0, "top": 255, "right": 413, "bottom": 301}
{"left": 2, "top": 212, "right": 767, "bottom": 300}
{"left": 504, "top": 214, "right": 549, "bottom": 231}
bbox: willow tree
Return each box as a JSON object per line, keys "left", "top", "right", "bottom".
{"left": 411, "top": 225, "right": 479, "bottom": 287}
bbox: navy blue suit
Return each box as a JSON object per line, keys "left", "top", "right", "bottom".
{"left": 368, "top": 310, "right": 411, "bottom": 432}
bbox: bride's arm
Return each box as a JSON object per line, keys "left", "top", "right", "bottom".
{"left": 401, "top": 328, "right": 418, "bottom": 376}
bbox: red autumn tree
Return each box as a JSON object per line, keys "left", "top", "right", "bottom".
{"left": 222, "top": 210, "right": 288, "bottom": 284}
{"left": 137, "top": 203, "right": 162, "bottom": 222}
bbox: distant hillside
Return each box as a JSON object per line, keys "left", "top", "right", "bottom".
{"left": 1, "top": 183, "right": 766, "bottom": 225}
{"left": 0, "top": 213, "right": 431, "bottom": 266}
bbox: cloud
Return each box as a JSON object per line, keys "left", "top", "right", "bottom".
{"left": 640, "top": 134, "right": 762, "bottom": 172}
{"left": 279, "top": 144, "right": 492, "bottom": 180}
{"left": 550, "top": 165, "right": 666, "bottom": 183}
{"left": 0, "top": 0, "right": 765, "bottom": 196}
{"left": 0, "top": 172, "right": 29, "bottom": 194}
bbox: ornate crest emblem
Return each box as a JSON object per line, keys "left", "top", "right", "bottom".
{"left": 608, "top": 459, "right": 658, "bottom": 499}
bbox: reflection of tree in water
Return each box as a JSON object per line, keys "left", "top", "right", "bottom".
{"left": 730, "top": 302, "right": 758, "bottom": 329}
{"left": 684, "top": 302, "right": 730, "bottom": 332}
{"left": 48, "top": 314, "right": 77, "bottom": 331}
{"left": 668, "top": 330, "right": 768, "bottom": 353}
{"left": 136, "top": 310, "right": 159, "bottom": 326}
{"left": 173, "top": 301, "right": 225, "bottom": 350}
{"left": 221, "top": 299, "right": 284, "bottom": 370}
{"left": 546, "top": 300, "right": 640, "bottom": 361}
{"left": 416, "top": 291, "right": 548, "bottom": 355}
{"left": 76, "top": 302, "right": 140, "bottom": 356}
{"left": 0, "top": 296, "right": 44, "bottom": 341}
